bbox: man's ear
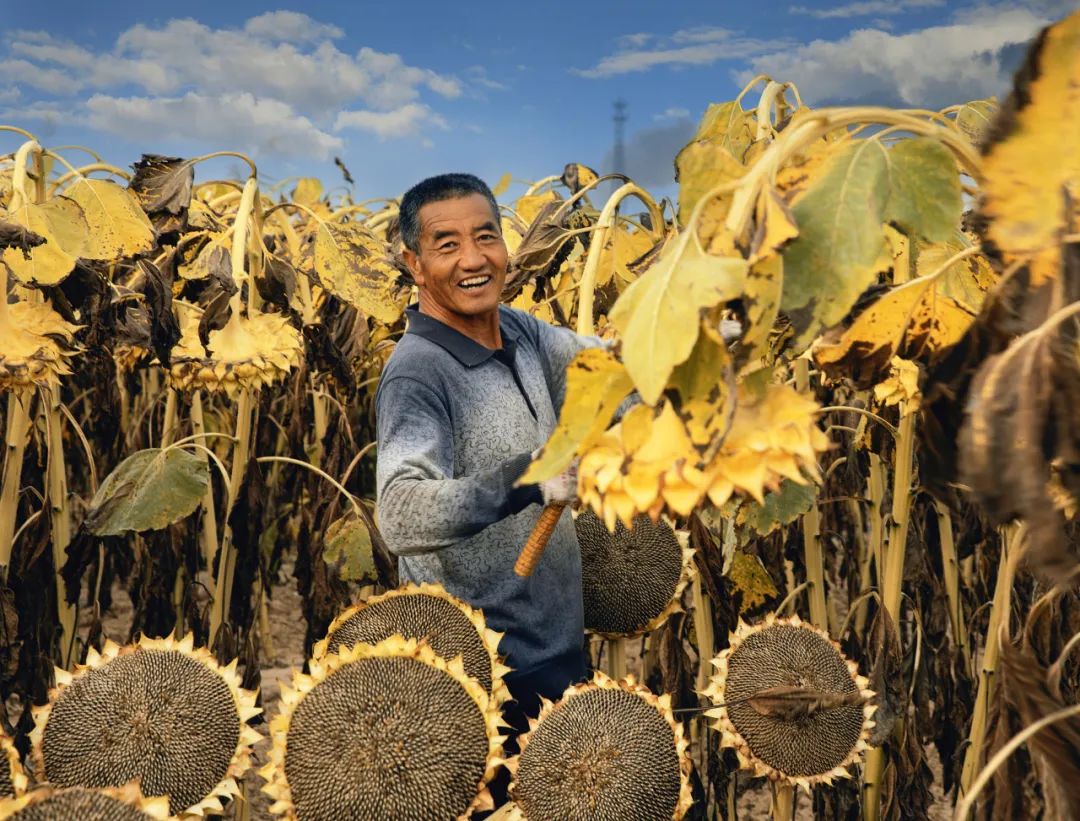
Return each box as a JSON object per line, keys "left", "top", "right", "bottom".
{"left": 403, "top": 247, "right": 425, "bottom": 287}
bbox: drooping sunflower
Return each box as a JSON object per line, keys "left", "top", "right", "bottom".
{"left": 0, "top": 300, "right": 79, "bottom": 392}
{"left": 0, "top": 784, "right": 171, "bottom": 820}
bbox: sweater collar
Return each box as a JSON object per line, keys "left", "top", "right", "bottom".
{"left": 404, "top": 305, "right": 518, "bottom": 367}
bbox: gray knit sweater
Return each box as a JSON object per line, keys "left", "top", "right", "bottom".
{"left": 375, "top": 305, "right": 597, "bottom": 679}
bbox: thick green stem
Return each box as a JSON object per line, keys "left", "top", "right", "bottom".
{"left": 0, "top": 392, "right": 34, "bottom": 579}
{"left": 959, "top": 523, "right": 1023, "bottom": 794}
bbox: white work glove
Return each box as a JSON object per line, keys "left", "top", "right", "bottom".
{"left": 535, "top": 457, "right": 578, "bottom": 505}
{"left": 718, "top": 317, "right": 743, "bottom": 345}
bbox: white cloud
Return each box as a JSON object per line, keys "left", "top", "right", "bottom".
{"left": 243, "top": 11, "right": 343, "bottom": 42}
{"left": 671, "top": 26, "right": 734, "bottom": 44}
{"left": 575, "top": 28, "right": 790, "bottom": 78}
{"left": 3, "top": 13, "right": 464, "bottom": 156}
{"left": 741, "top": 6, "right": 1053, "bottom": 108}
{"left": 654, "top": 107, "right": 691, "bottom": 121}
{"left": 85, "top": 92, "right": 343, "bottom": 159}
{"left": 335, "top": 103, "right": 448, "bottom": 139}
{"left": 788, "top": 0, "right": 944, "bottom": 18}
{"left": 465, "top": 65, "right": 508, "bottom": 92}
{"left": 616, "top": 33, "right": 653, "bottom": 48}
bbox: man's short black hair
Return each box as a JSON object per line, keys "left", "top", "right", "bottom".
{"left": 399, "top": 173, "right": 500, "bottom": 253}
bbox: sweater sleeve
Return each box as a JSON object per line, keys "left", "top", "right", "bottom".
{"left": 375, "top": 375, "right": 543, "bottom": 556}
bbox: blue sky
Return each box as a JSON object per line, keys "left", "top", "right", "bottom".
{"left": 2, "top": 0, "right": 1075, "bottom": 199}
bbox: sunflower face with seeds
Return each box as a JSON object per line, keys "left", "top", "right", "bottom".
{"left": 313, "top": 583, "right": 510, "bottom": 704}
{"left": 263, "top": 638, "right": 503, "bottom": 820}
{"left": 704, "top": 616, "right": 875, "bottom": 786}
{"left": 574, "top": 512, "right": 694, "bottom": 638}
{"left": 509, "top": 673, "right": 692, "bottom": 821}
{"left": 0, "top": 784, "right": 171, "bottom": 821}
{"left": 0, "top": 729, "right": 27, "bottom": 799}
{"left": 31, "top": 635, "right": 261, "bottom": 817}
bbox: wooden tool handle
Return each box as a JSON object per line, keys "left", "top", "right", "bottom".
{"left": 514, "top": 503, "right": 566, "bottom": 577}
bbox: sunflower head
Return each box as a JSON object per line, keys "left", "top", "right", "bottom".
{"left": 312, "top": 582, "right": 510, "bottom": 706}
{"left": 262, "top": 637, "right": 505, "bottom": 820}
{"left": 703, "top": 614, "right": 875, "bottom": 788}
{"left": 0, "top": 300, "right": 80, "bottom": 392}
{"left": 508, "top": 672, "right": 693, "bottom": 820}
{"left": 168, "top": 308, "right": 302, "bottom": 396}
{"left": 0, "top": 783, "right": 171, "bottom": 820}
{"left": 31, "top": 633, "right": 261, "bottom": 818}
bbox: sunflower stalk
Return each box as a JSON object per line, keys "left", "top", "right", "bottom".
{"left": 959, "top": 523, "right": 1023, "bottom": 794}
{"left": 794, "top": 358, "right": 828, "bottom": 632}
{"left": 43, "top": 386, "right": 77, "bottom": 668}
{"left": 934, "top": 500, "right": 972, "bottom": 675}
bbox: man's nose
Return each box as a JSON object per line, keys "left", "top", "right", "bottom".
{"left": 459, "top": 239, "right": 487, "bottom": 270}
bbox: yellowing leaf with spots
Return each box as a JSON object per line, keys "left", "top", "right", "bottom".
{"left": 675, "top": 137, "right": 744, "bottom": 227}
{"left": 596, "top": 224, "right": 656, "bottom": 286}
{"left": 874, "top": 356, "right": 921, "bottom": 414}
{"left": 813, "top": 274, "right": 976, "bottom": 388}
{"left": 610, "top": 228, "right": 748, "bottom": 404}
{"left": 916, "top": 234, "right": 996, "bottom": 314}
{"left": 293, "top": 178, "right": 324, "bottom": 207}
{"left": 980, "top": 10, "right": 1080, "bottom": 285}
{"left": 509, "top": 283, "right": 554, "bottom": 324}
{"left": 312, "top": 220, "right": 408, "bottom": 325}
{"left": 727, "top": 550, "right": 779, "bottom": 613}
{"left": 2, "top": 196, "right": 88, "bottom": 285}
{"left": 65, "top": 178, "right": 155, "bottom": 260}
{"left": 514, "top": 190, "right": 559, "bottom": 225}
{"left": 520, "top": 347, "right": 634, "bottom": 484}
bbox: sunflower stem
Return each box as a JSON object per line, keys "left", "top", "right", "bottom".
{"left": 772, "top": 782, "right": 795, "bottom": 820}
{"left": 576, "top": 182, "right": 664, "bottom": 336}
{"left": 43, "top": 386, "right": 77, "bottom": 668}
{"left": 959, "top": 523, "right": 1023, "bottom": 794}
{"left": 0, "top": 392, "right": 34, "bottom": 582}
{"left": 190, "top": 391, "right": 220, "bottom": 596}
{"left": 795, "top": 359, "right": 828, "bottom": 633}
{"left": 935, "top": 500, "right": 972, "bottom": 675}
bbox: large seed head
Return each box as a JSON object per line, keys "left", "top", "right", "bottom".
{"left": 705, "top": 616, "right": 875, "bottom": 786}
{"left": 0, "top": 730, "right": 27, "bottom": 798}
{"left": 574, "top": 511, "right": 692, "bottom": 637}
{"left": 511, "top": 674, "right": 692, "bottom": 820}
{"left": 263, "top": 638, "right": 502, "bottom": 820}
{"left": 0, "top": 785, "right": 170, "bottom": 820}
{"left": 31, "top": 635, "right": 261, "bottom": 817}
{"left": 314, "top": 583, "right": 507, "bottom": 703}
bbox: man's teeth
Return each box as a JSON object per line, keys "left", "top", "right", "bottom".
{"left": 459, "top": 276, "right": 492, "bottom": 288}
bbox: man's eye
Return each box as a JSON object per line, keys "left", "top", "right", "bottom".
{"left": 437, "top": 242, "right": 456, "bottom": 251}
{"left": 478, "top": 233, "right": 498, "bottom": 242}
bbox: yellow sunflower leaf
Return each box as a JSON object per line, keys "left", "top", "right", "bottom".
{"left": 675, "top": 139, "right": 744, "bottom": 228}
{"left": 610, "top": 229, "right": 749, "bottom": 404}
{"left": 65, "top": 178, "right": 155, "bottom": 260}
{"left": 312, "top": 220, "right": 408, "bottom": 325}
{"left": 491, "top": 172, "right": 512, "bottom": 197}
{"left": 520, "top": 347, "right": 634, "bottom": 484}
{"left": 514, "top": 190, "right": 558, "bottom": 225}
{"left": 953, "top": 98, "right": 997, "bottom": 144}
{"left": 813, "top": 275, "right": 975, "bottom": 387}
{"left": 179, "top": 233, "right": 230, "bottom": 281}
{"left": 293, "top": 178, "right": 324, "bottom": 207}
{"left": 979, "top": 11, "right": 1080, "bottom": 285}
{"left": 2, "top": 196, "right": 88, "bottom": 285}
{"left": 916, "top": 233, "right": 996, "bottom": 313}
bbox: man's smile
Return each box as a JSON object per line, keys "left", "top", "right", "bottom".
{"left": 458, "top": 275, "right": 493, "bottom": 290}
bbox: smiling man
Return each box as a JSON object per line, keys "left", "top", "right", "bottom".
{"left": 375, "top": 173, "right": 591, "bottom": 726}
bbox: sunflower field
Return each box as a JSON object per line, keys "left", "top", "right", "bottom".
{"left": 0, "top": 8, "right": 1075, "bottom": 820}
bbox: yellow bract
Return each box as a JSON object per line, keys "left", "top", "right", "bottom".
{"left": 873, "top": 356, "right": 921, "bottom": 414}
{"left": 980, "top": 10, "right": 1080, "bottom": 284}
{"left": 578, "top": 383, "right": 828, "bottom": 529}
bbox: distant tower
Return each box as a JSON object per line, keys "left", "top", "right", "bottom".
{"left": 612, "top": 99, "right": 627, "bottom": 178}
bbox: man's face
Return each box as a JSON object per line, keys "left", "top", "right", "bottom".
{"left": 404, "top": 193, "right": 508, "bottom": 321}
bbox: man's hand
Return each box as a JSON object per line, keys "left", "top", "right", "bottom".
{"left": 538, "top": 462, "right": 578, "bottom": 505}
